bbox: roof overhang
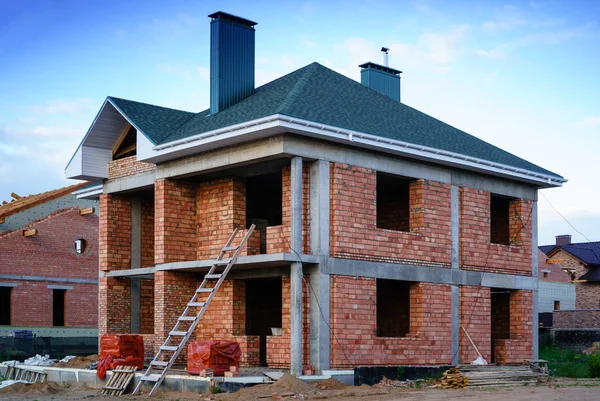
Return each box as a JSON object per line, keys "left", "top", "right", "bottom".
{"left": 142, "top": 114, "right": 566, "bottom": 188}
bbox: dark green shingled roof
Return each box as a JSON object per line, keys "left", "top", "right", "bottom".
{"left": 110, "top": 62, "right": 562, "bottom": 179}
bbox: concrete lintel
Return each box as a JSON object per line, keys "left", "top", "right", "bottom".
{"left": 47, "top": 285, "right": 73, "bottom": 290}
{"left": 0, "top": 274, "right": 98, "bottom": 285}
{"left": 0, "top": 282, "right": 18, "bottom": 287}
{"left": 324, "top": 258, "right": 536, "bottom": 290}
{"left": 156, "top": 136, "right": 286, "bottom": 180}
{"left": 105, "top": 267, "right": 156, "bottom": 278}
{"left": 228, "top": 266, "right": 291, "bottom": 279}
{"left": 103, "top": 170, "right": 156, "bottom": 194}
{"left": 310, "top": 160, "right": 330, "bottom": 256}
{"left": 155, "top": 253, "right": 318, "bottom": 272}
{"left": 282, "top": 136, "right": 537, "bottom": 200}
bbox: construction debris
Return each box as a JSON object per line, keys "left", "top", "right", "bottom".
{"left": 438, "top": 364, "right": 547, "bottom": 388}
{"left": 438, "top": 367, "right": 469, "bottom": 389}
{"left": 375, "top": 376, "right": 414, "bottom": 388}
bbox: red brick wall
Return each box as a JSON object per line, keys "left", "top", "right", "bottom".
{"left": 330, "top": 163, "right": 451, "bottom": 266}
{"left": 460, "top": 188, "right": 532, "bottom": 275}
{"left": 155, "top": 179, "right": 197, "bottom": 264}
{"left": 141, "top": 199, "right": 155, "bottom": 268}
{"left": 0, "top": 208, "right": 98, "bottom": 327}
{"left": 99, "top": 277, "right": 130, "bottom": 335}
{"left": 99, "top": 194, "right": 131, "bottom": 271}
{"left": 495, "top": 290, "right": 533, "bottom": 364}
{"left": 329, "top": 275, "right": 452, "bottom": 367}
{"left": 140, "top": 278, "right": 154, "bottom": 334}
{"left": 108, "top": 155, "right": 155, "bottom": 180}
{"left": 266, "top": 276, "right": 311, "bottom": 368}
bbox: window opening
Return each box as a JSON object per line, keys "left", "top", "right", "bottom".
{"left": 245, "top": 277, "right": 282, "bottom": 366}
{"left": 53, "top": 289, "right": 66, "bottom": 326}
{"left": 376, "top": 172, "right": 411, "bottom": 232}
{"left": 554, "top": 300, "right": 561, "bottom": 310}
{"left": 490, "top": 194, "right": 510, "bottom": 245}
{"left": 246, "top": 173, "right": 283, "bottom": 254}
{"left": 74, "top": 239, "right": 87, "bottom": 254}
{"left": 0, "top": 287, "right": 11, "bottom": 325}
{"left": 490, "top": 288, "right": 511, "bottom": 363}
{"left": 376, "top": 279, "right": 410, "bottom": 337}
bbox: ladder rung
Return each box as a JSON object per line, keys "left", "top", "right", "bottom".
{"left": 178, "top": 316, "right": 196, "bottom": 322}
{"left": 188, "top": 302, "right": 206, "bottom": 307}
{"left": 170, "top": 331, "right": 187, "bottom": 336}
{"left": 222, "top": 246, "right": 239, "bottom": 252}
{"left": 160, "top": 345, "right": 179, "bottom": 351}
{"left": 196, "top": 288, "right": 213, "bottom": 293}
{"left": 205, "top": 274, "right": 222, "bottom": 279}
{"left": 213, "top": 260, "right": 230, "bottom": 266}
{"left": 141, "top": 376, "right": 160, "bottom": 382}
{"left": 150, "top": 361, "right": 169, "bottom": 367}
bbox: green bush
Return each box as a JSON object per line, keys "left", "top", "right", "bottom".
{"left": 589, "top": 353, "right": 600, "bottom": 378}
{"left": 540, "top": 346, "right": 592, "bottom": 378}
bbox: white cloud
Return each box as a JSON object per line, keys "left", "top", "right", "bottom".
{"left": 473, "top": 46, "right": 508, "bottom": 60}
{"left": 579, "top": 116, "right": 600, "bottom": 127}
{"left": 196, "top": 66, "right": 210, "bottom": 81}
{"left": 35, "top": 98, "right": 93, "bottom": 114}
{"left": 481, "top": 5, "right": 527, "bottom": 32}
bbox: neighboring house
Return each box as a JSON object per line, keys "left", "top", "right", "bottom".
{"left": 0, "top": 184, "right": 99, "bottom": 332}
{"left": 66, "top": 12, "right": 565, "bottom": 372}
{"left": 540, "top": 235, "right": 600, "bottom": 309}
{"left": 538, "top": 250, "right": 575, "bottom": 313}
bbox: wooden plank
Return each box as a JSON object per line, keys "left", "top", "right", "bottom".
{"left": 546, "top": 259, "right": 565, "bottom": 264}
{"left": 0, "top": 217, "right": 5, "bottom": 224}
{"left": 10, "top": 192, "right": 21, "bottom": 200}
{"left": 112, "top": 124, "right": 132, "bottom": 155}
{"left": 23, "top": 229, "right": 38, "bottom": 237}
{"left": 80, "top": 207, "right": 95, "bottom": 215}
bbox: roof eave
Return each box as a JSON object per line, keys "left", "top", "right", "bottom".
{"left": 140, "top": 114, "right": 565, "bottom": 188}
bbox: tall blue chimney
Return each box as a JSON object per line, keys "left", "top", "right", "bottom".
{"left": 359, "top": 61, "right": 402, "bottom": 102}
{"left": 208, "top": 12, "right": 257, "bottom": 114}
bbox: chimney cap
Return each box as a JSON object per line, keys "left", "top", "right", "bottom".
{"left": 208, "top": 11, "right": 257, "bottom": 27}
{"left": 556, "top": 234, "right": 572, "bottom": 245}
{"left": 359, "top": 61, "right": 402, "bottom": 75}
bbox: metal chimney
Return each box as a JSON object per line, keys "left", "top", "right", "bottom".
{"left": 381, "top": 47, "right": 389, "bottom": 67}
{"left": 208, "top": 11, "right": 257, "bottom": 114}
{"left": 556, "top": 235, "right": 572, "bottom": 245}
{"left": 359, "top": 60, "right": 402, "bottom": 102}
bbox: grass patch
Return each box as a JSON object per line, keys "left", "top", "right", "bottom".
{"left": 540, "top": 346, "right": 593, "bottom": 378}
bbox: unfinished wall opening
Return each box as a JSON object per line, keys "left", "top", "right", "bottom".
{"left": 376, "top": 279, "right": 410, "bottom": 337}
{"left": 113, "top": 125, "right": 137, "bottom": 160}
{"left": 246, "top": 173, "right": 283, "bottom": 254}
{"left": 490, "top": 288, "right": 511, "bottom": 363}
{"left": 554, "top": 300, "right": 561, "bottom": 310}
{"left": 0, "top": 287, "right": 11, "bottom": 325}
{"left": 490, "top": 194, "right": 511, "bottom": 245}
{"left": 53, "top": 289, "right": 66, "bottom": 327}
{"left": 376, "top": 172, "right": 411, "bottom": 232}
{"left": 245, "top": 277, "right": 282, "bottom": 366}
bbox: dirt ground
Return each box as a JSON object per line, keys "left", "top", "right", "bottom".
{"left": 0, "top": 375, "right": 599, "bottom": 401}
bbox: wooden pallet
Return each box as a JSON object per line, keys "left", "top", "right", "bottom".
{"left": 5, "top": 363, "right": 47, "bottom": 383}
{"left": 101, "top": 366, "right": 138, "bottom": 396}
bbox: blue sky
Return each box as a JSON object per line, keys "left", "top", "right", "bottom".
{"left": 0, "top": 0, "right": 599, "bottom": 245}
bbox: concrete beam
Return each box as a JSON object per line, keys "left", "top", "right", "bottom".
{"left": 290, "top": 156, "right": 303, "bottom": 377}
{"left": 103, "top": 170, "right": 155, "bottom": 194}
{"left": 47, "top": 285, "right": 73, "bottom": 290}
{"left": 323, "top": 258, "right": 536, "bottom": 290}
{"left": 156, "top": 136, "right": 286, "bottom": 180}
{"left": 0, "top": 274, "right": 98, "bottom": 285}
{"left": 282, "top": 136, "right": 537, "bottom": 200}
{"left": 310, "top": 160, "right": 330, "bottom": 256}
{"left": 130, "top": 278, "right": 141, "bottom": 333}
{"left": 531, "top": 196, "right": 539, "bottom": 359}
{"left": 154, "top": 253, "right": 319, "bottom": 272}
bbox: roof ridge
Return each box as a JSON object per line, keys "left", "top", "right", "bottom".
{"left": 277, "top": 63, "right": 319, "bottom": 114}
{"left": 0, "top": 182, "right": 89, "bottom": 218}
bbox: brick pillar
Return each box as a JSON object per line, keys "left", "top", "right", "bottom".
{"left": 99, "top": 193, "right": 131, "bottom": 272}
{"left": 460, "top": 286, "right": 491, "bottom": 363}
{"left": 153, "top": 271, "right": 197, "bottom": 360}
{"left": 98, "top": 277, "right": 131, "bottom": 336}
{"left": 155, "top": 179, "right": 197, "bottom": 265}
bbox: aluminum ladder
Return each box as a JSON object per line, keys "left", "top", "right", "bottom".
{"left": 132, "top": 224, "right": 256, "bottom": 396}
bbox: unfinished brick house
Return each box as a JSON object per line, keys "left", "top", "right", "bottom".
{"left": 66, "top": 12, "right": 566, "bottom": 373}
{"left": 540, "top": 235, "right": 600, "bottom": 309}
{"left": 0, "top": 184, "right": 99, "bottom": 329}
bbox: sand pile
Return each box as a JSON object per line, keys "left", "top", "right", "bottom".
{"left": 313, "top": 379, "right": 347, "bottom": 391}
{"left": 0, "top": 381, "right": 63, "bottom": 395}
{"left": 53, "top": 355, "right": 99, "bottom": 369}
{"left": 218, "top": 373, "right": 319, "bottom": 401}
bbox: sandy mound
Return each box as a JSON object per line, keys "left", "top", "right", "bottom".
{"left": 219, "top": 373, "right": 318, "bottom": 401}
{"left": 313, "top": 378, "right": 347, "bottom": 390}
{"left": 53, "top": 355, "right": 99, "bottom": 369}
{"left": 0, "top": 381, "right": 63, "bottom": 395}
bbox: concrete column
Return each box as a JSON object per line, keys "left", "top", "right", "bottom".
{"left": 450, "top": 185, "right": 460, "bottom": 365}
{"left": 310, "top": 160, "right": 330, "bottom": 256}
{"left": 290, "top": 156, "right": 303, "bottom": 376}
{"left": 130, "top": 198, "right": 142, "bottom": 333}
{"left": 531, "top": 194, "right": 539, "bottom": 359}
{"left": 309, "top": 160, "right": 331, "bottom": 372}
